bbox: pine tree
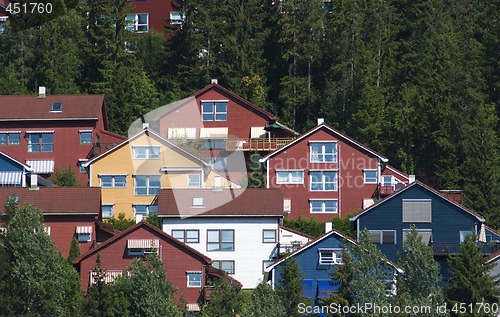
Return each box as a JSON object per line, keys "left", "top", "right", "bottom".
{"left": 67, "top": 236, "right": 81, "bottom": 263}
{"left": 244, "top": 281, "right": 285, "bottom": 317}
{"left": 275, "top": 257, "right": 309, "bottom": 317}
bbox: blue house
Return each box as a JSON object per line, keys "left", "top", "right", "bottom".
{"left": 0, "top": 151, "right": 32, "bottom": 187}
{"left": 350, "top": 181, "right": 492, "bottom": 280}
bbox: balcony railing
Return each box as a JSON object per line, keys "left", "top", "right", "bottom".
{"left": 379, "top": 183, "right": 407, "bottom": 196}
{"left": 278, "top": 243, "right": 305, "bottom": 256}
{"left": 225, "top": 138, "right": 295, "bottom": 151}
{"left": 433, "top": 242, "right": 500, "bottom": 256}
{"left": 91, "top": 142, "right": 120, "bottom": 156}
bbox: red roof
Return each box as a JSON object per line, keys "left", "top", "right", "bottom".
{"left": 0, "top": 187, "right": 101, "bottom": 214}
{"left": 73, "top": 221, "right": 213, "bottom": 265}
{"left": 0, "top": 94, "right": 105, "bottom": 120}
{"left": 157, "top": 188, "right": 284, "bottom": 217}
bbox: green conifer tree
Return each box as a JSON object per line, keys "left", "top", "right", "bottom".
{"left": 275, "top": 257, "right": 308, "bottom": 317}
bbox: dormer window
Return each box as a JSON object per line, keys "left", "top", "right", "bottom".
{"left": 51, "top": 102, "right": 63, "bottom": 112}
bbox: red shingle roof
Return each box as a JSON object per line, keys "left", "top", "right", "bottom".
{"left": 157, "top": 188, "right": 284, "bottom": 217}
{"left": 0, "top": 187, "right": 101, "bottom": 214}
{"left": 0, "top": 94, "right": 105, "bottom": 120}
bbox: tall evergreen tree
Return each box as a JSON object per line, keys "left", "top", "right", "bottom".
{"left": 275, "top": 257, "right": 308, "bottom": 317}
{"left": 67, "top": 236, "right": 81, "bottom": 263}
{"left": 244, "top": 281, "right": 285, "bottom": 317}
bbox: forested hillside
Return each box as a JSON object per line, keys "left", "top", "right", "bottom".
{"left": 1, "top": 0, "right": 499, "bottom": 227}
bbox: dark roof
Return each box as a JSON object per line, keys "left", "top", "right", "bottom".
{"left": 153, "top": 83, "right": 276, "bottom": 122}
{"left": 72, "top": 221, "right": 213, "bottom": 265}
{"left": 0, "top": 94, "right": 105, "bottom": 120}
{"left": 157, "top": 188, "right": 284, "bottom": 217}
{"left": 0, "top": 187, "right": 101, "bottom": 214}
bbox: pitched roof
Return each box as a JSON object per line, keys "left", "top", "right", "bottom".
{"left": 349, "top": 181, "right": 485, "bottom": 222}
{"left": 486, "top": 249, "right": 500, "bottom": 264}
{"left": 72, "top": 221, "right": 213, "bottom": 265}
{"left": 0, "top": 187, "right": 101, "bottom": 214}
{"left": 386, "top": 165, "right": 410, "bottom": 180}
{"left": 153, "top": 83, "right": 276, "bottom": 122}
{"left": 0, "top": 151, "right": 33, "bottom": 171}
{"left": 260, "top": 123, "right": 389, "bottom": 163}
{"left": 0, "top": 94, "right": 105, "bottom": 121}
{"left": 83, "top": 128, "right": 209, "bottom": 168}
{"left": 279, "top": 226, "right": 315, "bottom": 240}
{"left": 157, "top": 188, "right": 284, "bottom": 217}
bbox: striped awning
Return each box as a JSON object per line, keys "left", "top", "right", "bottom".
{"left": 26, "top": 160, "right": 55, "bottom": 174}
{"left": 76, "top": 226, "right": 93, "bottom": 234}
{"left": 168, "top": 128, "right": 196, "bottom": 139}
{"left": 187, "top": 303, "right": 200, "bottom": 311}
{"left": 25, "top": 130, "right": 55, "bottom": 134}
{"left": 90, "top": 270, "right": 123, "bottom": 284}
{"left": 251, "top": 127, "right": 267, "bottom": 139}
{"left": 127, "top": 239, "right": 160, "bottom": 249}
{"left": 0, "top": 172, "right": 22, "bottom": 185}
{"left": 200, "top": 127, "right": 228, "bottom": 139}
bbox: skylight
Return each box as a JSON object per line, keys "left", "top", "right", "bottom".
{"left": 51, "top": 102, "right": 63, "bottom": 112}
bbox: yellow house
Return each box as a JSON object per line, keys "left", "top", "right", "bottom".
{"left": 84, "top": 128, "right": 236, "bottom": 219}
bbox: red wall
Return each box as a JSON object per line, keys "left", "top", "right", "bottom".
{"left": 44, "top": 215, "right": 97, "bottom": 258}
{"left": 77, "top": 225, "right": 208, "bottom": 305}
{"left": 128, "top": 0, "right": 176, "bottom": 34}
{"left": 268, "top": 127, "right": 385, "bottom": 220}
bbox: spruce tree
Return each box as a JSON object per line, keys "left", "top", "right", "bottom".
{"left": 275, "top": 257, "right": 308, "bottom": 317}
{"left": 68, "top": 236, "right": 81, "bottom": 263}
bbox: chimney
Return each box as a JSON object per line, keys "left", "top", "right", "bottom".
{"left": 136, "top": 214, "right": 143, "bottom": 223}
{"left": 38, "top": 86, "right": 46, "bottom": 99}
{"left": 317, "top": 118, "right": 324, "bottom": 126}
{"left": 29, "top": 174, "right": 39, "bottom": 190}
{"left": 409, "top": 175, "right": 416, "bottom": 183}
{"left": 211, "top": 79, "right": 218, "bottom": 85}
{"left": 142, "top": 123, "right": 149, "bottom": 130}
{"left": 325, "top": 222, "right": 333, "bottom": 233}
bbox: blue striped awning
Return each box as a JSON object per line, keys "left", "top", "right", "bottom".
{"left": 0, "top": 172, "right": 22, "bottom": 185}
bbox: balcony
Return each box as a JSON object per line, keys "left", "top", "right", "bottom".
{"left": 379, "top": 183, "right": 406, "bottom": 196}
{"left": 433, "top": 242, "right": 500, "bottom": 256}
{"left": 278, "top": 242, "right": 304, "bottom": 256}
{"left": 91, "top": 142, "right": 120, "bottom": 156}
{"left": 225, "top": 138, "right": 295, "bottom": 152}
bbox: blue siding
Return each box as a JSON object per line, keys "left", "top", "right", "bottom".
{"left": 0, "top": 154, "right": 24, "bottom": 172}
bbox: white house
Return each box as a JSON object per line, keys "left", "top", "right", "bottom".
{"left": 157, "top": 188, "right": 284, "bottom": 289}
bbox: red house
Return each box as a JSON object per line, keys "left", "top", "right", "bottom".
{"left": 0, "top": 187, "right": 101, "bottom": 257}
{"left": 127, "top": 0, "right": 180, "bottom": 35}
{"left": 260, "top": 120, "right": 410, "bottom": 221}
{"left": 73, "top": 221, "right": 232, "bottom": 311}
{"left": 0, "top": 88, "right": 126, "bottom": 184}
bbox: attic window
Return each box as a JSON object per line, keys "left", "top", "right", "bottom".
{"left": 51, "top": 102, "right": 63, "bottom": 112}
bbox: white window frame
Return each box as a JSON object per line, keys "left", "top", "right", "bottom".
{"left": 170, "top": 11, "right": 183, "bottom": 25}
{"left": 0, "top": 132, "right": 21, "bottom": 145}
{"left": 363, "top": 169, "right": 378, "bottom": 184}
{"left": 187, "top": 271, "right": 202, "bottom": 288}
{"left": 201, "top": 101, "right": 228, "bottom": 121}
{"left": 126, "top": 13, "right": 148, "bottom": 33}
{"left": 27, "top": 132, "right": 54, "bottom": 153}
{"left": 318, "top": 248, "right": 343, "bottom": 264}
{"left": 309, "top": 141, "right": 338, "bottom": 163}
{"left": 187, "top": 174, "right": 201, "bottom": 188}
{"left": 134, "top": 175, "right": 161, "bottom": 196}
{"left": 133, "top": 204, "right": 158, "bottom": 218}
{"left": 309, "top": 199, "right": 338, "bottom": 213}
{"left": 284, "top": 198, "right": 292, "bottom": 213}
{"left": 79, "top": 131, "right": 93, "bottom": 144}
{"left": 276, "top": 170, "right": 304, "bottom": 184}
{"left": 263, "top": 229, "right": 277, "bottom": 243}
{"left": 102, "top": 204, "right": 114, "bottom": 218}
{"left": 310, "top": 171, "right": 337, "bottom": 191}
{"left": 99, "top": 175, "right": 127, "bottom": 188}
{"left": 78, "top": 233, "right": 92, "bottom": 243}
{"left": 192, "top": 197, "right": 204, "bottom": 207}
{"left": 132, "top": 146, "right": 161, "bottom": 159}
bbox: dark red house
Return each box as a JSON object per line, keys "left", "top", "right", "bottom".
{"left": 127, "top": 0, "right": 180, "bottom": 35}
{"left": 260, "top": 120, "right": 410, "bottom": 221}
{"left": 0, "top": 187, "right": 101, "bottom": 257}
{"left": 73, "top": 221, "right": 230, "bottom": 311}
{"left": 0, "top": 88, "right": 126, "bottom": 184}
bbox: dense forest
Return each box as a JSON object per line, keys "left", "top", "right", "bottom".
{"left": 1, "top": 0, "right": 500, "bottom": 227}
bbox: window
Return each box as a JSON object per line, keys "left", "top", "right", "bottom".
{"left": 78, "top": 160, "right": 88, "bottom": 173}
{"left": 204, "top": 157, "right": 227, "bottom": 170}
{"left": 402, "top": 199, "right": 432, "bottom": 223}
{"left": 318, "top": 248, "right": 343, "bottom": 264}
{"left": 133, "top": 146, "right": 161, "bottom": 159}
{"left": 187, "top": 272, "right": 202, "bottom": 287}
{"left": 207, "top": 229, "right": 234, "bottom": 251}
{"left": 369, "top": 230, "right": 396, "bottom": 244}
{"left": 102, "top": 205, "right": 114, "bottom": 218}
{"left": 284, "top": 198, "right": 291, "bottom": 213}
{"left": 201, "top": 101, "right": 228, "bottom": 121}
{"left": 0, "top": 132, "right": 21, "bottom": 145}
{"left": 134, "top": 175, "right": 161, "bottom": 195}
{"left": 170, "top": 12, "right": 183, "bottom": 24}
{"left": 310, "top": 142, "right": 337, "bottom": 163}
{"left": 79, "top": 131, "right": 92, "bottom": 144}
{"left": 192, "top": 197, "right": 204, "bottom": 207}
{"left": 460, "top": 230, "right": 473, "bottom": 243}
{"left": 310, "top": 171, "right": 337, "bottom": 191}
{"left": 263, "top": 229, "right": 277, "bottom": 243}
{"left": 133, "top": 204, "right": 158, "bottom": 217}
{"left": 213, "top": 260, "right": 235, "bottom": 274}
{"left": 203, "top": 140, "right": 226, "bottom": 150}
{"left": 187, "top": 174, "right": 201, "bottom": 188}
{"left": 126, "top": 13, "right": 148, "bottom": 32}
{"left": 403, "top": 229, "right": 432, "bottom": 245}
{"left": 276, "top": 170, "right": 304, "bottom": 184}
{"left": 76, "top": 226, "right": 93, "bottom": 243}
{"left": 383, "top": 175, "right": 392, "bottom": 186}
{"left": 172, "top": 229, "right": 199, "bottom": 243}
{"left": 127, "top": 239, "right": 159, "bottom": 256}
{"left": 310, "top": 199, "right": 338, "bottom": 213}
{"left": 99, "top": 175, "right": 127, "bottom": 188}
{"left": 28, "top": 133, "right": 53, "bottom": 152}
{"left": 364, "top": 170, "right": 378, "bottom": 184}
{"left": 263, "top": 260, "right": 274, "bottom": 273}
{"left": 51, "top": 102, "right": 63, "bottom": 112}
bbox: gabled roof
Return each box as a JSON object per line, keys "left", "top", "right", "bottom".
{"left": 83, "top": 128, "right": 209, "bottom": 168}
{"left": 157, "top": 188, "right": 284, "bottom": 217}
{"left": 385, "top": 165, "right": 410, "bottom": 180}
{"left": 260, "top": 123, "right": 389, "bottom": 163}
{"left": 72, "top": 221, "right": 213, "bottom": 265}
{"left": 153, "top": 83, "right": 276, "bottom": 122}
{"left": 349, "top": 181, "right": 485, "bottom": 222}
{"left": 486, "top": 249, "right": 500, "bottom": 264}
{"left": 279, "top": 226, "right": 315, "bottom": 240}
{"left": 0, "top": 94, "right": 105, "bottom": 121}
{"left": 0, "top": 151, "right": 33, "bottom": 171}
{"left": 0, "top": 187, "right": 101, "bottom": 214}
